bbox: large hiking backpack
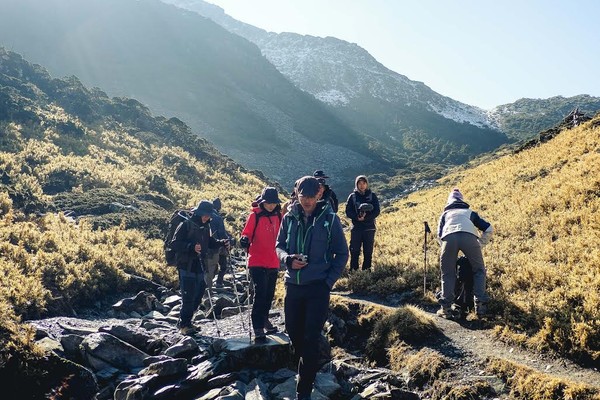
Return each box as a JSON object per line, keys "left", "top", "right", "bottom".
{"left": 453, "top": 255, "right": 474, "bottom": 313}
{"left": 164, "top": 209, "right": 192, "bottom": 266}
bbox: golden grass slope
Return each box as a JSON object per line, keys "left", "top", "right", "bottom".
{"left": 372, "top": 118, "right": 600, "bottom": 363}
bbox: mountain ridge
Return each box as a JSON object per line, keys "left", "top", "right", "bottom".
{"left": 168, "top": 0, "right": 600, "bottom": 145}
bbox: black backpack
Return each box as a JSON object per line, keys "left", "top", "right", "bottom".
{"left": 453, "top": 255, "right": 474, "bottom": 313}
{"left": 164, "top": 209, "right": 192, "bottom": 266}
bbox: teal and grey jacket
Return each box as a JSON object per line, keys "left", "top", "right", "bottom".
{"left": 276, "top": 201, "right": 349, "bottom": 289}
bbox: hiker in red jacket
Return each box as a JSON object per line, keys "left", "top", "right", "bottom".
{"left": 239, "top": 187, "right": 283, "bottom": 342}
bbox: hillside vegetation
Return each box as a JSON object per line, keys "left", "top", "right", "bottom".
{"left": 0, "top": 48, "right": 269, "bottom": 373}
{"left": 357, "top": 117, "right": 600, "bottom": 365}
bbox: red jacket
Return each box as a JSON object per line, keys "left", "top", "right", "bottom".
{"left": 241, "top": 206, "right": 282, "bottom": 269}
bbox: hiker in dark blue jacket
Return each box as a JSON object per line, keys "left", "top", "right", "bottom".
{"left": 345, "top": 175, "right": 380, "bottom": 270}
{"left": 276, "top": 176, "right": 349, "bottom": 400}
{"left": 436, "top": 188, "right": 493, "bottom": 319}
{"left": 170, "top": 200, "right": 230, "bottom": 335}
{"left": 207, "top": 197, "right": 231, "bottom": 288}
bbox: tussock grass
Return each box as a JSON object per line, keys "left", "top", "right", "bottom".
{"left": 365, "top": 305, "right": 439, "bottom": 365}
{"left": 487, "top": 357, "right": 600, "bottom": 399}
{"left": 429, "top": 380, "right": 495, "bottom": 400}
{"left": 362, "top": 118, "right": 600, "bottom": 364}
{"left": 390, "top": 346, "right": 448, "bottom": 388}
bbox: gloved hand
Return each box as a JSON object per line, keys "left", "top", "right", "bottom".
{"left": 479, "top": 228, "right": 493, "bottom": 246}
{"left": 239, "top": 236, "right": 250, "bottom": 250}
{"left": 479, "top": 235, "right": 490, "bottom": 247}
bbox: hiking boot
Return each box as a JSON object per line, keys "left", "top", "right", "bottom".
{"left": 253, "top": 328, "right": 267, "bottom": 343}
{"left": 451, "top": 304, "right": 468, "bottom": 320}
{"left": 254, "top": 334, "right": 267, "bottom": 344}
{"left": 436, "top": 306, "right": 456, "bottom": 320}
{"left": 264, "top": 318, "right": 278, "bottom": 334}
{"left": 475, "top": 302, "right": 488, "bottom": 317}
{"left": 179, "top": 325, "right": 198, "bottom": 335}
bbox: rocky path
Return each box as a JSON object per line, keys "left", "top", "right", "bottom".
{"left": 337, "top": 293, "right": 600, "bottom": 390}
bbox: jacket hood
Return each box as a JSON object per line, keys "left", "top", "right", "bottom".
{"left": 444, "top": 200, "right": 470, "bottom": 211}
{"left": 355, "top": 175, "right": 369, "bottom": 190}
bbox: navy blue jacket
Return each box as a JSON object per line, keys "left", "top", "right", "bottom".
{"left": 209, "top": 211, "right": 229, "bottom": 240}
{"left": 276, "top": 202, "right": 348, "bottom": 289}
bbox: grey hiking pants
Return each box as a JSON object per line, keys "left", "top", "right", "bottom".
{"left": 439, "top": 232, "right": 489, "bottom": 310}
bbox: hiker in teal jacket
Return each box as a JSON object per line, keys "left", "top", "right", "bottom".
{"left": 276, "top": 176, "right": 349, "bottom": 400}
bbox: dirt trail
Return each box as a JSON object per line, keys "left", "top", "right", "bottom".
{"left": 335, "top": 294, "right": 600, "bottom": 390}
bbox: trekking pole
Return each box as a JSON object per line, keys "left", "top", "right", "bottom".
{"left": 423, "top": 221, "right": 431, "bottom": 294}
{"left": 205, "top": 287, "right": 221, "bottom": 337}
{"left": 244, "top": 250, "right": 252, "bottom": 342}
{"left": 227, "top": 252, "right": 247, "bottom": 331}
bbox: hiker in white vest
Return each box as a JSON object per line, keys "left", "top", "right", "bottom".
{"left": 436, "top": 188, "right": 493, "bottom": 319}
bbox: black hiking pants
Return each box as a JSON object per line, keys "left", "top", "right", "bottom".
{"left": 349, "top": 228, "right": 376, "bottom": 270}
{"left": 216, "top": 252, "right": 228, "bottom": 284}
{"left": 249, "top": 267, "right": 278, "bottom": 333}
{"left": 178, "top": 268, "right": 206, "bottom": 327}
{"left": 284, "top": 281, "right": 330, "bottom": 398}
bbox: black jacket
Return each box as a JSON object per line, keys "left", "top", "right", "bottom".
{"left": 171, "top": 216, "right": 222, "bottom": 272}
{"left": 322, "top": 185, "right": 339, "bottom": 213}
{"left": 345, "top": 189, "right": 380, "bottom": 231}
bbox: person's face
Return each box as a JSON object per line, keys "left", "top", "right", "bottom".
{"left": 298, "top": 194, "right": 318, "bottom": 215}
{"left": 263, "top": 202, "right": 277, "bottom": 212}
{"left": 357, "top": 180, "right": 368, "bottom": 192}
{"left": 201, "top": 215, "right": 211, "bottom": 223}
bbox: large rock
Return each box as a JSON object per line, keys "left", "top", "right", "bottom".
{"left": 81, "top": 332, "right": 150, "bottom": 371}
{"left": 213, "top": 334, "right": 292, "bottom": 371}
{"left": 112, "top": 291, "right": 169, "bottom": 316}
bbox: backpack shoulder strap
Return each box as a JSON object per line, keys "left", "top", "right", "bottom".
{"left": 250, "top": 211, "right": 262, "bottom": 242}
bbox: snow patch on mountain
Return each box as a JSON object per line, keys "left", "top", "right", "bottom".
{"left": 428, "top": 100, "right": 500, "bottom": 130}
{"left": 315, "top": 89, "right": 349, "bottom": 106}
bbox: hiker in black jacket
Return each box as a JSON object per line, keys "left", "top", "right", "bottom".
{"left": 170, "top": 200, "right": 230, "bottom": 335}
{"left": 345, "top": 175, "right": 380, "bottom": 271}
{"left": 313, "top": 169, "right": 339, "bottom": 213}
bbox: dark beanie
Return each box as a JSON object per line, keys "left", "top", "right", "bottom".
{"left": 212, "top": 197, "right": 222, "bottom": 211}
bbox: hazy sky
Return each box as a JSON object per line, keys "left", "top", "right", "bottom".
{"left": 206, "top": 0, "right": 599, "bottom": 110}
